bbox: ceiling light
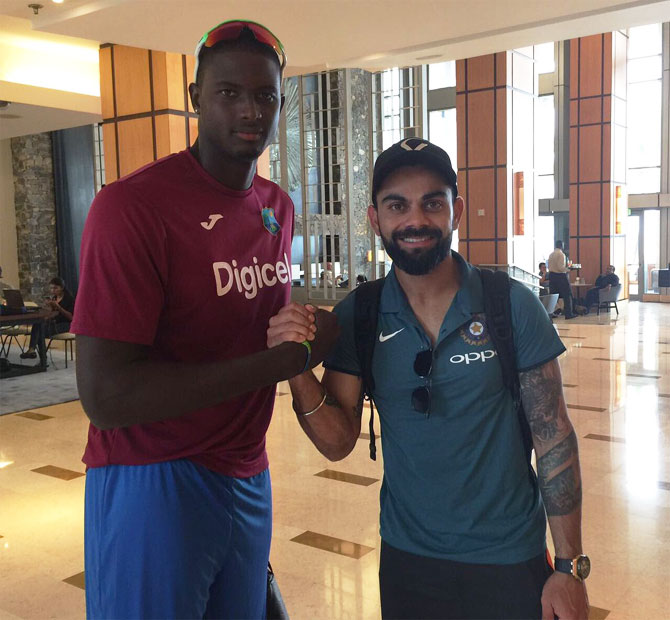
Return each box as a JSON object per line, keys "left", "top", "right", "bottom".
{"left": 52, "top": 0, "right": 65, "bottom": 3}
{"left": 0, "top": 461, "right": 14, "bottom": 469}
{"left": 28, "top": 3, "right": 43, "bottom": 14}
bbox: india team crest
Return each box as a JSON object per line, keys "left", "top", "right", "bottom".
{"left": 261, "top": 207, "right": 281, "bottom": 235}
{"left": 459, "top": 313, "right": 490, "bottom": 346}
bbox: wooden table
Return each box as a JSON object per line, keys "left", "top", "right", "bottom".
{"left": 0, "top": 309, "right": 58, "bottom": 378}
{"left": 570, "top": 282, "right": 591, "bottom": 303}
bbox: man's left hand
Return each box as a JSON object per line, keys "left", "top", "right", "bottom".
{"left": 541, "top": 572, "right": 589, "bottom": 620}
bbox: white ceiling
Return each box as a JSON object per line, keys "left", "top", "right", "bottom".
{"left": 0, "top": 101, "right": 100, "bottom": 140}
{"left": 3, "top": 0, "right": 670, "bottom": 73}
{"left": 1, "top": 0, "right": 669, "bottom": 138}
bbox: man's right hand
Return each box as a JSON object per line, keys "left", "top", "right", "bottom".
{"left": 267, "top": 303, "right": 340, "bottom": 370}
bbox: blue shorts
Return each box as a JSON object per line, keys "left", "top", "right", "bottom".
{"left": 85, "top": 460, "right": 272, "bottom": 619}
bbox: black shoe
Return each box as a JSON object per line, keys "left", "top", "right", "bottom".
{"left": 19, "top": 350, "right": 37, "bottom": 359}
{"left": 565, "top": 314, "right": 577, "bottom": 320}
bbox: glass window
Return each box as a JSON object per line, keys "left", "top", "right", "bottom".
{"left": 626, "top": 23, "right": 662, "bottom": 195}
{"left": 429, "top": 61, "right": 456, "bottom": 90}
{"left": 628, "top": 56, "right": 662, "bottom": 83}
{"left": 429, "top": 108, "right": 457, "bottom": 167}
{"left": 534, "top": 42, "right": 555, "bottom": 74}
{"left": 536, "top": 175, "right": 555, "bottom": 199}
{"left": 534, "top": 94, "right": 554, "bottom": 176}
{"left": 627, "top": 168, "right": 661, "bottom": 195}
{"left": 628, "top": 23, "right": 663, "bottom": 59}
{"left": 644, "top": 210, "right": 660, "bottom": 294}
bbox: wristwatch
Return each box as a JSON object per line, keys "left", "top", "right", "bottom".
{"left": 554, "top": 554, "right": 591, "bottom": 581}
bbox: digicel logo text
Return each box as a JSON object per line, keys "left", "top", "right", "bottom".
{"left": 213, "top": 253, "right": 291, "bottom": 300}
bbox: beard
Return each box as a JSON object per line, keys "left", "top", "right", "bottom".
{"left": 380, "top": 226, "right": 453, "bottom": 276}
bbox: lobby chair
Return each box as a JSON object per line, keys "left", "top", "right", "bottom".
{"left": 0, "top": 325, "right": 31, "bottom": 357}
{"left": 47, "top": 332, "right": 75, "bottom": 368}
{"left": 539, "top": 293, "right": 559, "bottom": 318}
{"left": 597, "top": 284, "right": 622, "bottom": 316}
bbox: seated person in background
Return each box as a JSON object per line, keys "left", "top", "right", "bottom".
{"left": 576, "top": 265, "right": 619, "bottom": 315}
{"left": 538, "top": 262, "right": 550, "bottom": 295}
{"left": 20, "top": 277, "right": 75, "bottom": 359}
{"left": 355, "top": 274, "right": 368, "bottom": 287}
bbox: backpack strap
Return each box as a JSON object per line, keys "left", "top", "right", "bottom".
{"left": 353, "top": 278, "right": 385, "bottom": 461}
{"left": 478, "top": 268, "right": 534, "bottom": 463}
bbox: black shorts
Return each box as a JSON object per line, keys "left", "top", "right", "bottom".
{"left": 379, "top": 540, "right": 553, "bottom": 620}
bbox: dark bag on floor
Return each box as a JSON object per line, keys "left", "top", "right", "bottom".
{"left": 353, "top": 269, "right": 534, "bottom": 465}
{"left": 266, "top": 562, "right": 289, "bottom": 619}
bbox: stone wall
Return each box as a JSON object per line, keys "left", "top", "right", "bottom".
{"left": 11, "top": 133, "right": 58, "bottom": 301}
{"left": 348, "top": 68, "right": 373, "bottom": 281}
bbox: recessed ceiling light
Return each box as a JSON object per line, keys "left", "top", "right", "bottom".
{"left": 52, "top": 0, "right": 65, "bottom": 4}
{"left": 416, "top": 54, "right": 443, "bottom": 61}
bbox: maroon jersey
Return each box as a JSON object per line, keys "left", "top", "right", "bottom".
{"left": 72, "top": 149, "right": 294, "bottom": 477}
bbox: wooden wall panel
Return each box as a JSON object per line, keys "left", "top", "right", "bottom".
{"left": 99, "top": 46, "right": 115, "bottom": 120}
{"left": 578, "top": 184, "right": 602, "bottom": 236}
{"left": 114, "top": 45, "right": 152, "bottom": 117}
{"left": 154, "top": 115, "right": 171, "bottom": 159}
{"left": 576, "top": 237, "right": 600, "bottom": 284}
{"left": 579, "top": 35, "right": 603, "bottom": 98}
{"left": 580, "top": 98, "right": 602, "bottom": 124}
{"left": 468, "top": 241, "right": 496, "bottom": 265}
{"left": 100, "top": 43, "right": 197, "bottom": 182}
{"left": 467, "top": 55, "right": 495, "bottom": 90}
{"left": 495, "top": 52, "right": 507, "bottom": 87}
{"left": 189, "top": 118, "right": 199, "bottom": 145}
{"left": 579, "top": 125, "right": 602, "bottom": 183}
{"left": 468, "top": 169, "right": 496, "bottom": 239}
{"left": 151, "top": 51, "right": 169, "bottom": 110}
{"left": 496, "top": 89, "right": 507, "bottom": 165}
{"left": 456, "top": 94, "right": 467, "bottom": 169}
{"left": 168, "top": 114, "right": 187, "bottom": 153}
{"left": 569, "top": 32, "right": 625, "bottom": 286}
{"left": 117, "top": 118, "right": 154, "bottom": 177}
{"left": 496, "top": 169, "right": 507, "bottom": 238}
{"left": 102, "top": 123, "right": 118, "bottom": 183}
{"left": 467, "top": 91, "right": 495, "bottom": 167}
{"left": 166, "top": 52, "right": 186, "bottom": 110}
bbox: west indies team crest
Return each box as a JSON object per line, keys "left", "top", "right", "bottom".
{"left": 459, "top": 313, "right": 490, "bottom": 346}
{"left": 261, "top": 207, "right": 281, "bottom": 236}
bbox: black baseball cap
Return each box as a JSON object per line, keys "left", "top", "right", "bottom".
{"left": 372, "top": 138, "right": 458, "bottom": 205}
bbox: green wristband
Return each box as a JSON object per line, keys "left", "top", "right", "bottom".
{"left": 300, "top": 340, "right": 312, "bottom": 374}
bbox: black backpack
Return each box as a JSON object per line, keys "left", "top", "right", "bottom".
{"left": 353, "top": 269, "right": 533, "bottom": 463}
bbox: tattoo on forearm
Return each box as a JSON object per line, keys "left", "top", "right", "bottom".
{"left": 520, "top": 364, "right": 563, "bottom": 442}
{"left": 353, "top": 390, "right": 365, "bottom": 418}
{"left": 537, "top": 430, "right": 578, "bottom": 473}
{"left": 540, "top": 464, "right": 582, "bottom": 516}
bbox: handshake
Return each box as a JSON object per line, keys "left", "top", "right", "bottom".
{"left": 267, "top": 302, "right": 340, "bottom": 373}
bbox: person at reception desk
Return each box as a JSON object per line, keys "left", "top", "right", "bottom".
{"left": 72, "top": 20, "right": 338, "bottom": 619}
{"left": 576, "top": 265, "right": 619, "bottom": 314}
{"left": 547, "top": 240, "right": 577, "bottom": 319}
{"left": 268, "top": 139, "right": 589, "bottom": 620}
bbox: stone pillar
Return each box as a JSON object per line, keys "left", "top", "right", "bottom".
{"left": 99, "top": 44, "right": 197, "bottom": 182}
{"left": 10, "top": 133, "right": 58, "bottom": 300}
{"left": 569, "top": 32, "right": 627, "bottom": 286}
{"left": 347, "top": 68, "right": 373, "bottom": 282}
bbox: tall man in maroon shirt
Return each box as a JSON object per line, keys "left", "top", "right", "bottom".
{"left": 73, "top": 20, "right": 337, "bottom": 619}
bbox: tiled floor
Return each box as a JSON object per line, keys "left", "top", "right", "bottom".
{"left": 1, "top": 300, "right": 669, "bottom": 619}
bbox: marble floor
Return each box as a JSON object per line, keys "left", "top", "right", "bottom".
{"left": 0, "top": 300, "right": 669, "bottom": 619}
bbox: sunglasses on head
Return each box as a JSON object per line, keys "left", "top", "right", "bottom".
{"left": 194, "top": 19, "right": 287, "bottom": 82}
{"left": 411, "top": 348, "right": 433, "bottom": 415}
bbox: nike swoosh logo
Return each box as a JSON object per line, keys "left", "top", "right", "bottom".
{"left": 201, "top": 214, "right": 223, "bottom": 230}
{"left": 379, "top": 328, "right": 404, "bottom": 343}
